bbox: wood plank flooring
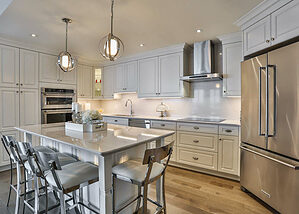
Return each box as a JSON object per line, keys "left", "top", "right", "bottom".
{"left": 0, "top": 166, "right": 275, "bottom": 214}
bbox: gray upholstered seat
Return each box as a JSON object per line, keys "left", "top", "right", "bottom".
{"left": 112, "top": 159, "right": 164, "bottom": 184}
{"left": 46, "top": 161, "right": 99, "bottom": 191}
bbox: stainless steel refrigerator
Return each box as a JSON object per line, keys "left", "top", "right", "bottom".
{"left": 241, "top": 41, "right": 299, "bottom": 214}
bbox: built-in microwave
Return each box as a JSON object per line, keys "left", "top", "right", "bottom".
{"left": 41, "top": 88, "right": 76, "bottom": 110}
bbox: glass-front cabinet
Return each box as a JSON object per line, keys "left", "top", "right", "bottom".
{"left": 93, "top": 68, "right": 103, "bottom": 99}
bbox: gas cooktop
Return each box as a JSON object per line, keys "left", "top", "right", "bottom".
{"left": 178, "top": 117, "right": 225, "bottom": 123}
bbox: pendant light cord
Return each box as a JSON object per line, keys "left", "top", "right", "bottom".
{"left": 110, "top": 0, "right": 114, "bottom": 35}
{"left": 65, "top": 21, "right": 68, "bottom": 52}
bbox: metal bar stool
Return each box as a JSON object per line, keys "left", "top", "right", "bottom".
{"left": 112, "top": 141, "right": 174, "bottom": 214}
{"left": 30, "top": 149, "right": 100, "bottom": 214}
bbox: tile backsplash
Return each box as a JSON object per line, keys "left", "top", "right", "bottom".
{"left": 79, "top": 81, "right": 241, "bottom": 120}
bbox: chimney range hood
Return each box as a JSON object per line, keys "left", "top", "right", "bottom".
{"left": 181, "top": 40, "right": 222, "bottom": 82}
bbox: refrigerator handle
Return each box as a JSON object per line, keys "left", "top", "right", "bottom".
{"left": 258, "top": 67, "right": 266, "bottom": 136}
{"left": 267, "top": 64, "right": 277, "bottom": 137}
{"left": 240, "top": 146, "right": 299, "bottom": 170}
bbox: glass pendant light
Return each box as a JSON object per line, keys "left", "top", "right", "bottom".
{"left": 58, "top": 18, "right": 75, "bottom": 72}
{"left": 99, "top": 0, "right": 124, "bottom": 61}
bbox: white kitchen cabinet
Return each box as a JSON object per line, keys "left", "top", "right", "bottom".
{"left": 39, "top": 53, "right": 76, "bottom": 85}
{"left": 243, "top": 16, "right": 271, "bottom": 56}
{"left": 159, "top": 53, "right": 181, "bottom": 97}
{"left": 114, "top": 61, "right": 138, "bottom": 93}
{"left": 77, "top": 64, "right": 93, "bottom": 98}
{"left": 0, "top": 88, "right": 19, "bottom": 131}
{"left": 102, "top": 117, "right": 129, "bottom": 126}
{"left": 20, "top": 89, "right": 39, "bottom": 126}
{"left": 20, "top": 49, "right": 39, "bottom": 89}
{"left": 218, "top": 135, "right": 239, "bottom": 175}
{"left": 0, "top": 130, "right": 19, "bottom": 166}
{"left": 271, "top": 0, "right": 299, "bottom": 46}
{"left": 102, "top": 66, "right": 115, "bottom": 99}
{"left": 138, "top": 57, "right": 159, "bottom": 97}
{"left": 0, "top": 45, "right": 19, "bottom": 88}
{"left": 39, "top": 53, "right": 59, "bottom": 83}
{"left": 222, "top": 42, "right": 242, "bottom": 96}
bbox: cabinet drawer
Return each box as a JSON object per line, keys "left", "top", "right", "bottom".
{"left": 177, "top": 122, "right": 218, "bottom": 134}
{"left": 151, "top": 120, "right": 176, "bottom": 130}
{"left": 178, "top": 148, "right": 217, "bottom": 170}
{"left": 103, "top": 117, "right": 129, "bottom": 126}
{"left": 219, "top": 125, "right": 239, "bottom": 136}
{"left": 178, "top": 132, "right": 217, "bottom": 152}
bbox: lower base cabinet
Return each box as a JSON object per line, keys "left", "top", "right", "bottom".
{"left": 218, "top": 135, "right": 239, "bottom": 175}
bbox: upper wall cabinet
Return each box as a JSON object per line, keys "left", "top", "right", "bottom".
{"left": 102, "top": 66, "right": 115, "bottom": 99}
{"left": 39, "top": 53, "right": 76, "bottom": 85}
{"left": 218, "top": 32, "right": 242, "bottom": 96}
{"left": 138, "top": 51, "right": 189, "bottom": 98}
{"left": 236, "top": 0, "right": 299, "bottom": 56}
{"left": 20, "top": 49, "right": 39, "bottom": 89}
{"left": 114, "top": 61, "right": 137, "bottom": 93}
{"left": 77, "top": 64, "right": 93, "bottom": 99}
{"left": 0, "top": 45, "right": 19, "bottom": 88}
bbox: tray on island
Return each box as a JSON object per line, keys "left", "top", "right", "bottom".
{"left": 65, "top": 121, "right": 107, "bottom": 132}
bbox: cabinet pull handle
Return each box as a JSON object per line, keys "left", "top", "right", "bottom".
{"left": 161, "top": 124, "right": 165, "bottom": 127}
{"left": 266, "top": 39, "right": 270, "bottom": 43}
{"left": 192, "top": 157, "right": 199, "bottom": 160}
{"left": 193, "top": 140, "right": 199, "bottom": 143}
{"left": 225, "top": 129, "right": 232, "bottom": 133}
{"left": 114, "top": 120, "right": 118, "bottom": 122}
{"left": 193, "top": 126, "right": 199, "bottom": 130}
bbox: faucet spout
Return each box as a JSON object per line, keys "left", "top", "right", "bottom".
{"left": 125, "top": 99, "right": 133, "bottom": 116}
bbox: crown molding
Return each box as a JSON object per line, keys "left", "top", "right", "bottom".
{"left": 217, "top": 31, "right": 242, "bottom": 44}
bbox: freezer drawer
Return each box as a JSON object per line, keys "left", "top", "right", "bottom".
{"left": 240, "top": 145, "right": 299, "bottom": 214}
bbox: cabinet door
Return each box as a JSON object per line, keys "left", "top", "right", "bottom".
{"left": 218, "top": 135, "right": 239, "bottom": 175}
{"left": 243, "top": 16, "right": 271, "bottom": 56}
{"left": 77, "top": 65, "right": 84, "bottom": 97}
{"left": 0, "top": 130, "right": 19, "bottom": 166}
{"left": 223, "top": 42, "right": 242, "bottom": 96}
{"left": 0, "top": 45, "right": 19, "bottom": 88}
{"left": 138, "top": 57, "right": 158, "bottom": 97}
{"left": 59, "top": 67, "right": 77, "bottom": 85}
{"left": 271, "top": 0, "right": 299, "bottom": 46}
{"left": 114, "top": 64, "right": 125, "bottom": 92}
{"left": 20, "top": 49, "right": 38, "bottom": 89}
{"left": 77, "top": 65, "right": 92, "bottom": 98}
{"left": 0, "top": 88, "right": 19, "bottom": 131}
{"left": 20, "top": 89, "right": 39, "bottom": 126}
{"left": 39, "top": 53, "right": 59, "bottom": 83}
{"left": 159, "top": 53, "right": 181, "bottom": 96}
{"left": 125, "top": 61, "right": 137, "bottom": 92}
{"left": 102, "top": 66, "right": 115, "bottom": 99}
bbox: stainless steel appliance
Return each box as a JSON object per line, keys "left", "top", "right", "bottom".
{"left": 181, "top": 40, "right": 222, "bottom": 82}
{"left": 128, "top": 119, "right": 151, "bottom": 129}
{"left": 241, "top": 41, "right": 299, "bottom": 214}
{"left": 41, "top": 88, "right": 75, "bottom": 124}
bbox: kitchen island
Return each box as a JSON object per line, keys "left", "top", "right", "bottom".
{"left": 15, "top": 124, "right": 175, "bottom": 214}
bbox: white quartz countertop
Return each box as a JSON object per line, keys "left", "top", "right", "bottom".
{"left": 102, "top": 114, "right": 241, "bottom": 126}
{"left": 15, "top": 124, "right": 175, "bottom": 155}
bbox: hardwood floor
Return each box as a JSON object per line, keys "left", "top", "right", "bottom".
{"left": 0, "top": 166, "right": 275, "bottom": 214}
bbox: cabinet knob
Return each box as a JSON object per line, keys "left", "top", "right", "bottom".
{"left": 219, "top": 138, "right": 222, "bottom": 141}
{"left": 193, "top": 126, "right": 199, "bottom": 130}
{"left": 16, "top": 83, "right": 19, "bottom": 86}
{"left": 266, "top": 40, "right": 270, "bottom": 43}
{"left": 192, "top": 157, "right": 199, "bottom": 160}
{"left": 16, "top": 91, "right": 19, "bottom": 93}
{"left": 114, "top": 120, "right": 118, "bottom": 122}
{"left": 271, "top": 37, "right": 275, "bottom": 41}
{"left": 20, "top": 83, "right": 23, "bottom": 86}
{"left": 161, "top": 124, "right": 165, "bottom": 127}
{"left": 20, "top": 91, "right": 23, "bottom": 93}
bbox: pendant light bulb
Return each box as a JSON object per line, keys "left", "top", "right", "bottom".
{"left": 58, "top": 18, "right": 76, "bottom": 72}
{"left": 99, "top": 0, "right": 124, "bottom": 61}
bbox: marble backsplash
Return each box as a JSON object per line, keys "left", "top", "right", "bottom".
{"left": 79, "top": 81, "right": 241, "bottom": 121}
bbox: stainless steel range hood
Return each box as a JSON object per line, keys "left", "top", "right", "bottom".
{"left": 181, "top": 40, "right": 222, "bottom": 82}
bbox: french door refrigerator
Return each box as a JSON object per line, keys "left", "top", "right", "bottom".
{"left": 241, "top": 41, "right": 299, "bottom": 214}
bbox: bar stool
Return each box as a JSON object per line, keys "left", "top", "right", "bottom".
{"left": 30, "top": 149, "right": 100, "bottom": 214}
{"left": 0, "top": 134, "right": 77, "bottom": 214}
{"left": 112, "top": 141, "right": 174, "bottom": 214}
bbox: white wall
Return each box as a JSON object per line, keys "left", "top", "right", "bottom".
{"left": 81, "top": 81, "right": 241, "bottom": 120}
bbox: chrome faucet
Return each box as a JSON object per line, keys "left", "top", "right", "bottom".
{"left": 125, "top": 99, "right": 133, "bottom": 116}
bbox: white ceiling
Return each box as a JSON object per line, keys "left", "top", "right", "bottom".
{"left": 0, "top": 0, "right": 262, "bottom": 63}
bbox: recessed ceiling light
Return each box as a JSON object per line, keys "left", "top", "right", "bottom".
{"left": 196, "top": 29, "right": 202, "bottom": 33}
{"left": 140, "top": 44, "right": 144, "bottom": 47}
{"left": 31, "top": 34, "right": 37, "bottom": 37}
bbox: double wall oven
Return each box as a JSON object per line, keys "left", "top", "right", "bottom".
{"left": 41, "top": 88, "right": 75, "bottom": 124}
